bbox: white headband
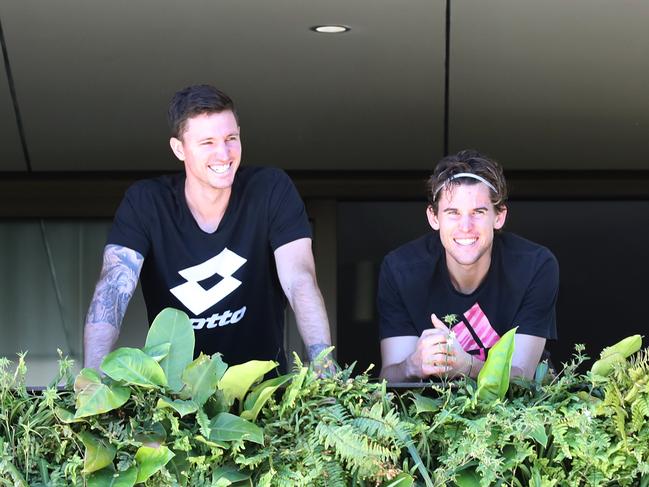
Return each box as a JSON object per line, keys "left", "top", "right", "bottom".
{"left": 433, "top": 172, "right": 497, "bottom": 201}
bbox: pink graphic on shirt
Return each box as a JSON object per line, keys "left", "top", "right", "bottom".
{"left": 452, "top": 303, "right": 500, "bottom": 361}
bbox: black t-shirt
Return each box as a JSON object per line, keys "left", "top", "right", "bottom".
{"left": 107, "top": 166, "right": 312, "bottom": 371}
{"left": 378, "top": 232, "right": 558, "bottom": 361}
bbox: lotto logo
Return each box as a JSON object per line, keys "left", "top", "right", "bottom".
{"left": 170, "top": 248, "right": 247, "bottom": 315}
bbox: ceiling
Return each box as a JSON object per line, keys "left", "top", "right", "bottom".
{"left": 0, "top": 0, "right": 647, "bottom": 173}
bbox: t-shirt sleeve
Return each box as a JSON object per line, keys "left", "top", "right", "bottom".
{"left": 377, "top": 257, "right": 420, "bottom": 339}
{"left": 267, "top": 170, "right": 312, "bottom": 250}
{"left": 513, "top": 252, "right": 559, "bottom": 340}
{"left": 106, "top": 184, "right": 151, "bottom": 257}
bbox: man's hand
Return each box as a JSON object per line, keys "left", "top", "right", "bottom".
{"left": 424, "top": 314, "right": 472, "bottom": 378}
{"left": 380, "top": 314, "right": 473, "bottom": 381}
{"left": 308, "top": 344, "right": 339, "bottom": 378}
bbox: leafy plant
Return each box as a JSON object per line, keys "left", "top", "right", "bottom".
{"left": 0, "top": 311, "right": 647, "bottom": 487}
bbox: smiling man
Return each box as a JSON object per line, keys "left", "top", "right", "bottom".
{"left": 83, "top": 84, "right": 332, "bottom": 372}
{"left": 378, "top": 150, "right": 558, "bottom": 382}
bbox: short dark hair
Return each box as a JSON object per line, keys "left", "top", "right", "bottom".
{"left": 167, "top": 84, "right": 239, "bottom": 139}
{"left": 426, "top": 149, "right": 508, "bottom": 214}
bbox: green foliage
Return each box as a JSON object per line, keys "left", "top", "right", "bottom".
{"left": 591, "top": 334, "right": 643, "bottom": 378}
{"left": 144, "top": 308, "right": 195, "bottom": 391}
{"left": 244, "top": 361, "right": 416, "bottom": 486}
{"left": 476, "top": 326, "right": 517, "bottom": 402}
{"left": 133, "top": 445, "right": 175, "bottom": 482}
{"left": 209, "top": 413, "right": 264, "bottom": 445}
{"left": 87, "top": 465, "right": 138, "bottom": 486}
{"left": 1, "top": 313, "right": 647, "bottom": 487}
{"left": 181, "top": 353, "right": 227, "bottom": 407}
{"left": 79, "top": 431, "right": 116, "bottom": 473}
{"left": 101, "top": 348, "right": 167, "bottom": 389}
{"left": 219, "top": 360, "right": 279, "bottom": 409}
{"left": 74, "top": 368, "right": 131, "bottom": 418}
{"left": 241, "top": 373, "right": 293, "bottom": 421}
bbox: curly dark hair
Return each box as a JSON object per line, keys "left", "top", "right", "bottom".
{"left": 167, "top": 84, "right": 238, "bottom": 139}
{"left": 426, "top": 149, "right": 508, "bottom": 214}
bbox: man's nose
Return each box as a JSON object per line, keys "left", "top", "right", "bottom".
{"left": 459, "top": 214, "right": 472, "bottom": 231}
{"left": 212, "top": 141, "right": 229, "bottom": 160}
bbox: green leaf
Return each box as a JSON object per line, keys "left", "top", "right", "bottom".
{"left": 134, "top": 445, "right": 175, "bottom": 483}
{"left": 74, "top": 373, "right": 130, "bottom": 419}
{"left": 410, "top": 393, "right": 442, "bottom": 415}
{"left": 208, "top": 412, "right": 264, "bottom": 445}
{"left": 195, "top": 434, "right": 229, "bottom": 449}
{"left": 79, "top": 431, "right": 116, "bottom": 474}
{"left": 381, "top": 473, "right": 414, "bottom": 487}
{"left": 213, "top": 465, "right": 251, "bottom": 485}
{"left": 54, "top": 406, "right": 85, "bottom": 423}
{"left": 101, "top": 348, "right": 167, "bottom": 388}
{"left": 219, "top": 360, "right": 278, "bottom": 406}
{"left": 166, "top": 450, "right": 189, "bottom": 486}
{"left": 145, "top": 307, "right": 195, "bottom": 391}
{"left": 87, "top": 466, "right": 138, "bottom": 487}
{"left": 454, "top": 467, "right": 481, "bottom": 487}
{"left": 156, "top": 396, "right": 198, "bottom": 417}
{"left": 134, "top": 422, "right": 167, "bottom": 446}
{"left": 182, "top": 353, "right": 227, "bottom": 406}
{"left": 240, "top": 373, "right": 293, "bottom": 421}
{"left": 74, "top": 368, "right": 103, "bottom": 393}
{"left": 528, "top": 424, "right": 548, "bottom": 448}
{"left": 143, "top": 342, "right": 171, "bottom": 362}
{"left": 477, "top": 327, "right": 517, "bottom": 402}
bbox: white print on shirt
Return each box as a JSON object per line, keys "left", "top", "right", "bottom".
{"left": 170, "top": 248, "right": 247, "bottom": 315}
{"left": 190, "top": 306, "right": 247, "bottom": 330}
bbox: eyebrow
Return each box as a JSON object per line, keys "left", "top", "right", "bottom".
{"left": 442, "top": 206, "right": 490, "bottom": 213}
{"left": 196, "top": 132, "right": 239, "bottom": 143}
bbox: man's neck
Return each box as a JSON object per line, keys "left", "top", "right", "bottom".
{"left": 184, "top": 179, "right": 231, "bottom": 233}
{"left": 446, "top": 255, "right": 492, "bottom": 295}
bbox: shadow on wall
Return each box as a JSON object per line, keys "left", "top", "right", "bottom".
{"left": 337, "top": 200, "right": 649, "bottom": 376}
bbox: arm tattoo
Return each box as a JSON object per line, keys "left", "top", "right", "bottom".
{"left": 87, "top": 245, "right": 144, "bottom": 330}
{"left": 307, "top": 343, "right": 330, "bottom": 361}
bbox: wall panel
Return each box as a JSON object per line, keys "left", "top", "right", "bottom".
{"left": 450, "top": 0, "right": 649, "bottom": 170}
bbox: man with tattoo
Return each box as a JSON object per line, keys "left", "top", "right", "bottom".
{"left": 84, "top": 84, "right": 332, "bottom": 373}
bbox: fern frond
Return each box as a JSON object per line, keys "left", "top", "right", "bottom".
{"left": 235, "top": 447, "right": 271, "bottom": 468}
{"left": 320, "top": 402, "right": 351, "bottom": 424}
{"left": 631, "top": 397, "right": 649, "bottom": 432}
{"left": 315, "top": 423, "right": 396, "bottom": 479}
{"left": 196, "top": 407, "right": 211, "bottom": 438}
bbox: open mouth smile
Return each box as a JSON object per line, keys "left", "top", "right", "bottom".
{"left": 454, "top": 238, "right": 478, "bottom": 246}
{"left": 208, "top": 163, "right": 231, "bottom": 175}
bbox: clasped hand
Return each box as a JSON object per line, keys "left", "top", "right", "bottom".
{"left": 408, "top": 314, "right": 471, "bottom": 379}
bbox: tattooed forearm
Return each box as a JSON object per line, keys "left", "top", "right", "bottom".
{"left": 307, "top": 343, "right": 330, "bottom": 361}
{"left": 86, "top": 245, "right": 144, "bottom": 330}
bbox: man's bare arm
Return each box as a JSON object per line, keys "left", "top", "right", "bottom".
{"left": 379, "top": 336, "right": 420, "bottom": 382}
{"left": 83, "top": 245, "right": 144, "bottom": 369}
{"left": 274, "top": 238, "right": 332, "bottom": 362}
{"left": 510, "top": 334, "right": 546, "bottom": 379}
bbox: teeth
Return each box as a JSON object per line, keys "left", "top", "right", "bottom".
{"left": 455, "top": 238, "right": 477, "bottom": 246}
{"left": 209, "top": 163, "right": 230, "bottom": 174}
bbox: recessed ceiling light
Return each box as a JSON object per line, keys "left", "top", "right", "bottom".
{"left": 311, "top": 25, "right": 350, "bottom": 34}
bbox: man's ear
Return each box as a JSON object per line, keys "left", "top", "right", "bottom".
{"left": 494, "top": 205, "right": 508, "bottom": 230}
{"left": 169, "top": 137, "right": 185, "bottom": 161}
{"left": 426, "top": 206, "right": 440, "bottom": 231}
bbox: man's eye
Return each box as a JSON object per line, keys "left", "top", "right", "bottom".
{"left": 227, "top": 136, "right": 239, "bottom": 142}
{"left": 201, "top": 141, "right": 212, "bottom": 145}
